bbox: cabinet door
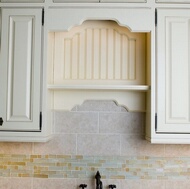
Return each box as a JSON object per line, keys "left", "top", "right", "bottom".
{"left": 100, "top": 0, "right": 146, "bottom": 2}
{"left": 156, "top": 0, "right": 190, "bottom": 3}
{"left": 53, "top": 0, "right": 98, "bottom": 2}
{"left": 0, "top": 8, "right": 42, "bottom": 131}
{"left": 1, "top": 0, "right": 44, "bottom": 2}
{"left": 157, "top": 9, "right": 190, "bottom": 133}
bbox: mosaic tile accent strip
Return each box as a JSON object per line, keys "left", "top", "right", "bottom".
{"left": 0, "top": 155, "right": 190, "bottom": 180}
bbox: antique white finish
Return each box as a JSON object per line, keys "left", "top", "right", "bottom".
{"left": 145, "top": 8, "right": 190, "bottom": 144}
{"left": 47, "top": 19, "right": 150, "bottom": 112}
{"left": 47, "top": 8, "right": 152, "bottom": 33}
{"left": 157, "top": 9, "right": 190, "bottom": 133}
{"left": 0, "top": 0, "right": 190, "bottom": 143}
{"left": 53, "top": 0, "right": 98, "bottom": 2}
{"left": 1, "top": 0, "right": 44, "bottom": 2}
{"left": 48, "top": 85, "right": 149, "bottom": 91}
{"left": 54, "top": 0, "right": 146, "bottom": 2}
{"left": 101, "top": 0, "right": 146, "bottom": 2}
{"left": 0, "top": 8, "right": 42, "bottom": 131}
{"left": 156, "top": 0, "right": 190, "bottom": 3}
{"left": 51, "top": 21, "right": 146, "bottom": 85}
{"left": 0, "top": 8, "right": 53, "bottom": 141}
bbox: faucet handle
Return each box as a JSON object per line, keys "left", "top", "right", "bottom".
{"left": 79, "top": 184, "right": 87, "bottom": 189}
{"left": 109, "top": 184, "right": 116, "bottom": 189}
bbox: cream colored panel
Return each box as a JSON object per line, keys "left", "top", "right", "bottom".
{"left": 156, "top": 0, "right": 190, "bottom": 3}
{"left": 157, "top": 9, "right": 190, "bottom": 133}
{"left": 53, "top": 90, "right": 146, "bottom": 112}
{"left": 52, "top": 21, "right": 146, "bottom": 85}
{"left": 7, "top": 16, "right": 34, "bottom": 121}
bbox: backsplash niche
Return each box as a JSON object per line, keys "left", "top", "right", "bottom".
{"left": 47, "top": 20, "right": 151, "bottom": 113}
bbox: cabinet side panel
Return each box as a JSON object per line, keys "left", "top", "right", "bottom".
{"left": 165, "top": 18, "right": 190, "bottom": 124}
{"left": 7, "top": 16, "right": 34, "bottom": 122}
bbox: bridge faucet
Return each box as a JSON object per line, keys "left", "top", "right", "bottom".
{"left": 95, "top": 171, "right": 103, "bottom": 189}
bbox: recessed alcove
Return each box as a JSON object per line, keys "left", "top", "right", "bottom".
{"left": 47, "top": 20, "right": 151, "bottom": 112}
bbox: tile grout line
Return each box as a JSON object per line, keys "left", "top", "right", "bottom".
{"left": 76, "top": 134, "right": 78, "bottom": 155}
{"left": 98, "top": 112, "right": 100, "bottom": 134}
{"left": 31, "top": 177, "right": 34, "bottom": 189}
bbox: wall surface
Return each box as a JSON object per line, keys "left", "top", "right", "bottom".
{"left": 0, "top": 100, "right": 190, "bottom": 189}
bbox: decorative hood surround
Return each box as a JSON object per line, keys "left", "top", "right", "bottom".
{"left": 48, "top": 20, "right": 150, "bottom": 112}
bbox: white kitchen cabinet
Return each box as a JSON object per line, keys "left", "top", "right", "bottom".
{"left": 0, "top": 8, "right": 43, "bottom": 132}
{"left": 53, "top": 0, "right": 145, "bottom": 2}
{"left": 156, "top": 0, "right": 190, "bottom": 3}
{"left": 100, "top": 0, "right": 146, "bottom": 2}
{"left": 47, "top": 20, "right": 150, "bottom": 112}
{"left": 156, "top": 9, "right": 190, "bottom": 134}
{"left": 53, "top": 0, "right": 98, "bottom": 2}
{"left": 0, "top": 0, "right": 44, "bottom": 2}
{"left": 1, "top": 2, "right": 190, "bottom": 143}
{"left": 47, "top": 7, "right": 152, "bottom": 112}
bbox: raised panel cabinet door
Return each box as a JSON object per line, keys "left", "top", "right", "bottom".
{"left": 53, "top": 0, "right": 98, "bottom": 2}
{"left": 156, "top": 0, "right": 190, "bottom": 3}
{"left": 1, "top": 0, "right": 44, "bottom": 2}
{"left": 100, "top": 0, "right": 146, "bottom": 2}
{"left": 157, "top": 9, "right": 190, "bottom": 133}
{"left": 0, "top": 8, "right": 42, "bottom": 131}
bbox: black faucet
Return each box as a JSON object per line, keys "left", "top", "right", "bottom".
{"left": 95, "top": 171, "right": 103, "bottom": 189}
{"left": 79, "top": 184, "right": 87, "bottom": 189}
{"left": 109, "top": 184, "right": 116, "bottom": 189}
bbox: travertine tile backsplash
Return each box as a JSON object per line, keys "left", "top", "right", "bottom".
{"left": 1, "top": 100, "right": 190, "bottom": 189}
{"left": 54, "top": 100, "right": 145, "bottom": 156}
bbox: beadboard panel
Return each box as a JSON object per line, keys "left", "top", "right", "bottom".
{"left": 50, "top": 21, "right": 146, "bottom": 85}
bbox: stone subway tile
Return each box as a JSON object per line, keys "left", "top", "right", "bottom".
{"left": 54, "top": 111, "right": 98, "bottom": 134}
{"left": 99, "top": 112, "right": 144, "bottom": 134}
{"left": 165, "top": 144, "right": 190, "bottom": 157}
{"left": 33, "top": 134, "right": 77, "bottom": 155}
{"left": 120, "top": 134, "right": 165, "bottom": 157}
{"left": 0, "top": 177, "right": 32, "bottom": 189}
{"left": 165, "top": 180, "right": 190, "bottom": 189}
{"left": 77, "top": 134, "right": 120, "bottom": 156}
{"left": 33, "top": 178, "right": 77, "bottom": 189}
{"left": 0, "top": 142, "right": 33, "bottom": 154}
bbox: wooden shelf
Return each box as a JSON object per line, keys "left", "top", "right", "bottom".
{"left": 47, "top": 84, "right": 150, "bottom": 91}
